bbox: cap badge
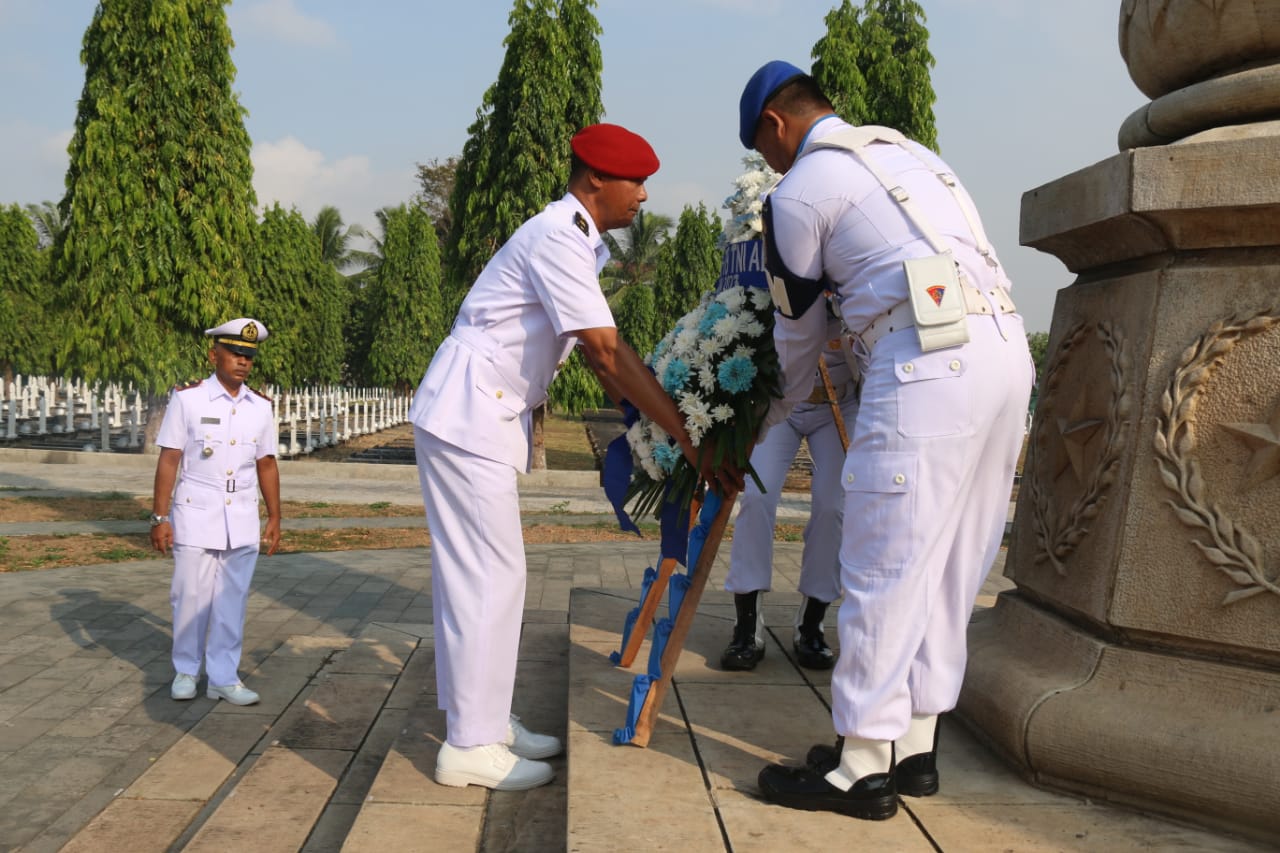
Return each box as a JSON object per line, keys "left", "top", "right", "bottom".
{"left": 926, "top": 285, "right": 946, "bottom": 307}
{"left": 241, "top": 322, "right": 258, "bottom": 342}
{"left": 573, "top": 212, "right": 589, "bottom": 236}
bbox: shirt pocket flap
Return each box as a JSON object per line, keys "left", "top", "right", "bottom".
{"left": 472, "top": 358, "right": 527, "bottom": 417}
{"left": 895, "top": 351, "right": 966, "bottom": 384}
{"left": 844, "top": 451, "right": 916, "bottom": 494}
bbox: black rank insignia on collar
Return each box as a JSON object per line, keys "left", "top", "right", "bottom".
{"left": 573, "top": 211, "right": 589, "bottom": 236}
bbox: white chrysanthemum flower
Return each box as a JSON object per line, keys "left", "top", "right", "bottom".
{"left": 712, "top": 404, "right": 735, "bottom": 423}
{"left": 750, "top": 288, "right": 774, "bottom": 311}
{"left": 698, "top": 364, "right": 717, "bottom": 392}
{"left": 713, "top": 314, "right": 743, "bottom": 343}
{"left": 674, "top": 326, "right": 701, "bottom": 354}
{"left": 740, "top": 317, "right": 765, "bottom": 338}
{"left": 718, "top": 286, "right": 746, "bottom": 313}
{"left": 733, "top": 344, "right": 756, "bottom": 360}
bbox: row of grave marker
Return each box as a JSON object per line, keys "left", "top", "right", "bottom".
{"left": 0, "top": 375, "right": 412, "bottom": 456}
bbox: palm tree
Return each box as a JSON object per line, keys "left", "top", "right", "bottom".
{"left": 23, "top": 201, "right": 66, "bottom": 249}
{"left": 600, "top": 209, "right": 673, "bottom": 302}
{"left": 310, "top": 205, "right": 371, "bottom": 273}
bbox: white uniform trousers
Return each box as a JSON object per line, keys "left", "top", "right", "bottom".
{"left": 170, "top": 543, "right": 258, "bottom": 687}
{"left": 726, "top": 395, "right": 857, "bottom": 603}
{"left": 415, "top": 427, "right": 525, "bottom": 749}
{"left": 832, "top": 315, "right": 1032, "bottom": 742}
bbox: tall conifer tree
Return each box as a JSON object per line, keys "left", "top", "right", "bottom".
{"left": 367, "top": 204, "right": 444, "bottom": 392}
{"left": 812, "top": 0, "right": 937, "bottom": 151}
{"left": 53, "top": 0, "right": 257, "bottom": 394}
{"left": 254, "top": 205, "right": 346, "bottom": 388}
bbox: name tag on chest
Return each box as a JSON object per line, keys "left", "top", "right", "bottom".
{"left": 201, "top": 417, "right": 221, "bottom": 424}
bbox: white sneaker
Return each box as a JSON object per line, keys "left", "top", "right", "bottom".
{"left": 506, "top": 714, "right": 563, "bottom": 759}
{"left": 207, "top": 682, "right": 260, "bottom": 705}
{"left": 434, "top": 742, "right": 553, "bottom": 791}
{"left": 171, "top": 673, "right": 197, "bottom": 701}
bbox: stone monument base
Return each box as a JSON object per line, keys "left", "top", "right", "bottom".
{"left": 957, "top": 593, "right": 1280, "bottom": 844}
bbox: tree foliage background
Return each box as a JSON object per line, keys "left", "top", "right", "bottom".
{"left": 53, "top": 0, "right": 258, "bottom": 393}
{"left": 811, "top": 0, "right": 938, "bottom": 150}
{"left": 253, "top": 204, "right": 347, "bottom": 388}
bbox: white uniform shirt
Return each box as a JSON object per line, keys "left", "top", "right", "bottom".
{"left": 156, "top": 375, "right": 278, "bottom": 550}
{"left": 762, "top": 117, "right": 1011, "bottom": 432}
{"left": 410, "top": 193, "right": 615, "bottom": 472}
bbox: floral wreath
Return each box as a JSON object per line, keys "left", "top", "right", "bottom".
{"left": 611, "top": 154, "right": 782, "bottom": 523}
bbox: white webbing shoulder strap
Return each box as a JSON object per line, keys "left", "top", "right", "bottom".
{"left": 807, "top": 126, "right": 999, "bottom": 270}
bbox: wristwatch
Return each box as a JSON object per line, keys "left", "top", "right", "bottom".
{"left": 149, "top": 513, "right": 170, "bottom": 528}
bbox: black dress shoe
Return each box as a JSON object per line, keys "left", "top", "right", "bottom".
{"left": 792, "top": 629, "right": 834, "bottom": 670}
{"left": 757, "top": 762, "right": 898, "bottom": 820}
{"left": 719, "top": 635, "right": 765, "bottom": 670}
{"left": 806, "top": 739, "right": 938, "bottom": 797}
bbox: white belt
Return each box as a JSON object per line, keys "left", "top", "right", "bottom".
{"left": 858, "top": 282, "right": 1016, "bottom": 352}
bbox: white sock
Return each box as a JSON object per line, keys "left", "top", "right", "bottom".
{"left": 754, "top": 593, "right": 766, "bottom": 645}
{"left": 896, "top": 714, "right": 937, "bottom": 759}
{"left": 824, "top": 737, "right": 892, "bottom": 791}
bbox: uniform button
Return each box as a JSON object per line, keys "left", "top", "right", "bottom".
{"left": 496, "top": 390, "right": 504, "bottom": 399}
{"left": 205, "top": 433, "right": 211, "bottom": 439}
{"left": 230, "top": 439, "right": 237, "bottom": 445}
{"left": 902, "top": 363, "right": 914, "bottom": 374}
{"left": 846, "top": 473, "right": 855, "bottom": 483}
{"left": 226, "top": 469, "right": 234, "bottom": 476}
{"left": 894, "top": 473, "right": 906, "bottom": 485}
{"left": 949, "top": 360, "right": 961, "bottom": 371}
{"left": 225, "top": 498, "right": 232, "bottom": 505}
{"left": 231, "top": 408, "right": 237, "bottom": 415}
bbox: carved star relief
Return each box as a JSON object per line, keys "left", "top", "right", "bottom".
{"left": 1221, "top": 402, "right": 1280, "bottom": 491}
{"left": 1055, "top": 389, "right": 1104, "bottom": 483}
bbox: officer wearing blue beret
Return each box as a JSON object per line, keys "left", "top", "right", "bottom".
{"left": 150, "top": 317, "right": 282, "bottom": 706}
{"left": 738, "top": 61, "right": 1034, "bottom": 820}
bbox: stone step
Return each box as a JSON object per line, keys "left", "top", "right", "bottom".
{"left": 337, "top": 614, "right": 570, "bottom": 852}
{"left": 58, "top": 625, "right": 419, "bottom": 853}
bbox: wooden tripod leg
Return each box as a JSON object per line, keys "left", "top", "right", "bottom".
{"left": 614, "top": 495, "right": 704, "bottom": 668}
{"left": 615, "top": 555, "right": 678, "bottom": 668}
{"left": 628, "top": 489, "right": 737, "bottom": 748}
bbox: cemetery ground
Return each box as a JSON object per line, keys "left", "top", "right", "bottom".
{"left": 0, "top": 415, "right": 814, "bottom": 573}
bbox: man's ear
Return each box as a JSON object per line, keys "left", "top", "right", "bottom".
{"left": 758, "top": 108, "right": 785, "bottom": 143}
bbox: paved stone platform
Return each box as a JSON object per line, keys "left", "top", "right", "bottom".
{"left": 0, "top": 449, "right": 1270, "bottom": 851}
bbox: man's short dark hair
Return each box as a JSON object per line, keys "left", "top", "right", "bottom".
{"left": 765, "top": 76, "right": 832, "bottom": 116}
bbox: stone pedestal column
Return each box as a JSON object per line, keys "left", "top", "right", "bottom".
{"left": 957, "top": 2, "right": 1280, "bottom": 843}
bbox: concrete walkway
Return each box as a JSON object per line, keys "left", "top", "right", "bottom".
{"left": 0, "top": 449, "right": 1269, "bottom": 852}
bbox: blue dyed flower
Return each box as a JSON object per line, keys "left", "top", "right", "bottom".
{"left": 717, "top": 356, "right": 757, "bottom": 394}
{"left": 698, "top": 303, "right": 729, "bottom": 336}
{"left": 662, "top": 358, "right": 691, "bottom": 393}
{"left": 653, "top": 442, "right": 681, "bottom": 474}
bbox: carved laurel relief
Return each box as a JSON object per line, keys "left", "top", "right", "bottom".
{"left": 1153, "top": 308, "right": 1280, "bottom": 605}
{"left": 1030, "top": 321, "right": 1131, "bottom": 575}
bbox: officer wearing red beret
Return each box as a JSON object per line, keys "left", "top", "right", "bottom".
{"left": 409, "top": 124, "right": 736, "bottom": 792}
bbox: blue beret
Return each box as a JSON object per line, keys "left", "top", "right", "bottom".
{"left": 738, "top": 60, "right": 808, "bottom": 148}
{"left": 571, "top": 123, "right": 660, "bottom": 180}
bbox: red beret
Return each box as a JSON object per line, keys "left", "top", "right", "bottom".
{"left": 570, "top": 123, "right": 660, "bottom": 180}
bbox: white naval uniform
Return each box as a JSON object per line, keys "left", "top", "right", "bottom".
{"left": 156, "top": 375, "right": 277, "bottom": 688}
{"left": 410, "top": 192, "right": 615, "bottom": 749}
{"left": 726, "top": 330, "right": 858, "bottom": 604}
{"left": 761, "top": 117, "right": 1034, "bottom": 742}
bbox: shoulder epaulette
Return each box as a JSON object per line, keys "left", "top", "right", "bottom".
{"left": 573, "top": 211, "right": 590, "bottom": 236}
{"left": 247, "top": 384, "right": 272, "bottom": 403}
{"left": 173, "top": 379, "right": 202, "bottom": 392}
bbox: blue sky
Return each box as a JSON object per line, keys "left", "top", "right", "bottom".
{"left": 0, "top": 0, "right": 1145, "bottom": 334}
